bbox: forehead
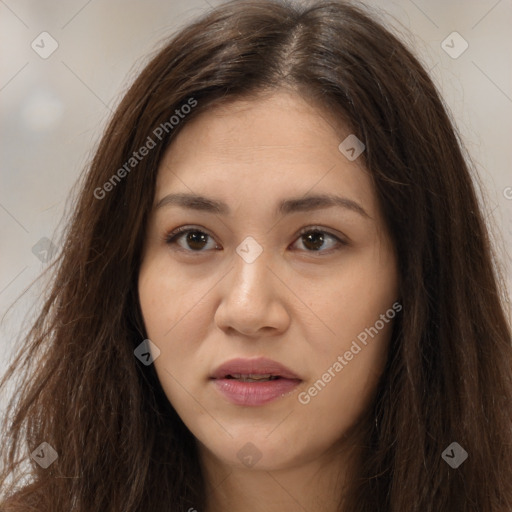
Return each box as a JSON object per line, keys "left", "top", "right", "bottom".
{"left": 154, "top": 90, "right": 377, "bottom": 218}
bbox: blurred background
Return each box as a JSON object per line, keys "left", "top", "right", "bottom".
{"left": 1, "top": 0, "right": 511, "bottom": 409}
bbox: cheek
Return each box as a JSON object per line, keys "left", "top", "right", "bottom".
{"left": 137, "top": 256, "right": 212, "bottom": 400}
{"left": 304, "top": 242, "right": 398, "bottom": 357}
{"left": 138, "top": 257, "right": 177, "bottom": 338}
{"left": 297, "top": 317, "right": 393, "bottom": 440}
{"left": 138, "top": 254, "right": 206, "bottom": 341}
{"left": 295, "top": 242, "right": 397, "bottom": 421}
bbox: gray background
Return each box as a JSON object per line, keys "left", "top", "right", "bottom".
{"left": 1, "top": 0, "right": 511, "bottom": 412}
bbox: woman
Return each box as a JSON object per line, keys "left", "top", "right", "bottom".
{"left": 1, "top": 0, "right": 511, "bottom": 510}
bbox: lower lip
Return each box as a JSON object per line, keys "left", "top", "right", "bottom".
{"left": 212, "top": 378, "right": 301, "bottom": 406}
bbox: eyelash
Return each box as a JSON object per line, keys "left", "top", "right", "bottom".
{"left": 164, "top": 225, "right": 348, "bottom": 255}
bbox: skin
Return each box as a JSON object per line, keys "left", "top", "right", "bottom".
{"left": 138, "top": 89, "right": 399, "bottom": 512}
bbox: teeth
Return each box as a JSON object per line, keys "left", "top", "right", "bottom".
{"left": 227, "top": 373, "right": 280, "bottom": 382}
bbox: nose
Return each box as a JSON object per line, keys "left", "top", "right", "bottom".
{"left": 214, "top": 247, "right": 290, "bottom": 337}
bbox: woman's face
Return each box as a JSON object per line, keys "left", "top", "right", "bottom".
{"left": 138, "top": 90, "right": 399, "bottom": 472}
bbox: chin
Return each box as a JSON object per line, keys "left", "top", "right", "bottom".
{"left": 198, "top": 429, "right": 318, "bottom": 472}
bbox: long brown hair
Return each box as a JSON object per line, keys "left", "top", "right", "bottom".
{"left": 1, "top": 1, "right": 511, "bottom": 510}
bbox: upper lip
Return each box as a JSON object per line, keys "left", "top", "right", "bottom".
{"left": 211, "top": 357, "right": 301, "bottom": 380}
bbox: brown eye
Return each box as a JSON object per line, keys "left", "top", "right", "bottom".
{"left": 165, "top": 228, "right": 218, "bottom": 252}
{"left": 292, "top": 228, "right": 346, "bottom": 254}
{"left": 182, "top": 231, "right": 210, "bottom": 251}
{"left": 301, "top": 231, "right": 326, "bottom": 251}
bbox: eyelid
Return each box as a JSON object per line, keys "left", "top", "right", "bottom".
{"left": 164, "top": 224, "right": 214, "bottom": 239}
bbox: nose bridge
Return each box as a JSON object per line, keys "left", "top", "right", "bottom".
{"left": 230, "top": 240, "right": 272, "bottom": 304}
{"left": 214, "top": 237, "right": 289, "bottom": 335}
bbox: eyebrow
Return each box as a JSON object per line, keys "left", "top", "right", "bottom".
{"left": 154, "top": 192, "right": 370, "bottom": 218}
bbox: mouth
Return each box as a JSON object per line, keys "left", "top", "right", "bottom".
{"left": 210, "top": 357, "right": 302, "bottom": 406}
